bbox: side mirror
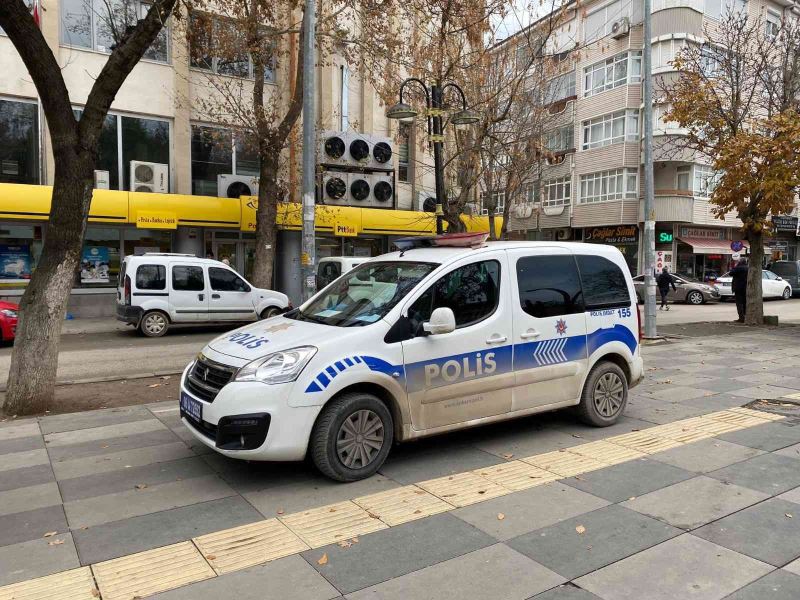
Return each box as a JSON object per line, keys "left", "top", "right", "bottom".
{"left": 422, "top": 307, "right": 456, "bottom": 335}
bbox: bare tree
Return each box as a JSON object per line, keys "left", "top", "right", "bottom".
{"left": 1, "top": 0, "right": 180, "bottom": 415}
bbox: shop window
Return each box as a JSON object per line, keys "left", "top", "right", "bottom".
{"left": 209, "top": 267, "right": 249, "bottom": 292}
{"left": 136, "top": 264, "right": 166, "bottom": 290}
{"left": 576, "top": 255, "right": 630, "bottom": 308}
{"left": 516, "top": 255, "right": 584, "bottom": 318}
{"left": 172, "top": 265, "right": 205, "bottom": 291}
{"left": 0, "top": 224, "right": 42, "bottom": 287}
{"left": 124, "top": 229, "right": 172, "bottom": 256}
{"left": 0, "top": 98, "right": 39, "bottom": 185}
{"left": 79, "top": 227, "right": 121, "bottom": 287}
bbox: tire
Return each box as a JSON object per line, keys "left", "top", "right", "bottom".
{"left": 310, "top": 392, "right": 394, "bottom": 482}
{"left": 577, "top": 361, "right": 629, "bottom": 427}
{"left": 260, "top": 306, "right": 282, "bottom": 319}
{"left": 139, "top": 310, "right": 169, "bottom": 337}
{"left": 687, "top": 290, "right": 704, "bottom": 305}
{"left": 783, "top": 287, "right": 792, "bottom": 300}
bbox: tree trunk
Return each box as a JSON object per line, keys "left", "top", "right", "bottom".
{"left": 487, "top": 211, "right": 496, "bottom": 240}
{"left": 745, "top": 230, "right": 764, "bottom": 326}
{"left": 4, "top": 159, "right": 93, "bottom": 415}
{"left": 251, "top": 152, "right": 281, "bottom": 290}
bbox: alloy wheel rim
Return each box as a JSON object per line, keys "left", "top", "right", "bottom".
{"left": 145, "top": 314, "right": 166, "bottom": 334}
{"left": 336, "top": 409, "right": 384, "bottom": 469}
{"left": 593, "top": 372, "right": 624, "bottom": 418}
{"left": 689, "top": 292, "right": 702, "bottom": 304}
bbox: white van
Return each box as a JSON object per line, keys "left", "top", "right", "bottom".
{"left": 117, "top": 253, "right": 289, "bottom": 337}
{"left": 179, "top": 238, "right": 643, "bottom": 481}
{"left": 316, "top": 256, "right": 364, "bottom": 289}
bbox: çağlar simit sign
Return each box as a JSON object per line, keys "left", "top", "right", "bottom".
{"left": 584, "top": 225, "right": 638, "bottom": 245}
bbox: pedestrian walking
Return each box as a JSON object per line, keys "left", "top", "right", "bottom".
{"left": 731, "top": 258, "right": 749, "bottom": 323}
{"left": 656, "top": 267, "right": 676, "bottom": 311}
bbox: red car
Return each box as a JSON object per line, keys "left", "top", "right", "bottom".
{"left": 0, "top": 301, "right": 18, "bottom": 342}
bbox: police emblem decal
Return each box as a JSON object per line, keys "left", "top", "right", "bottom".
{"left": 555, "top": 318, "right": 567, "bottom": 336}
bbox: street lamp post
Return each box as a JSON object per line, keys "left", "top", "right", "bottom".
{"left": 386, "top": 79, "right": 479, "bottom": 235}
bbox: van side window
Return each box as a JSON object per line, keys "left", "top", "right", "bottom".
{"left": 172, "top": 266, "right": 205, "bottom": 291}
{"left": 136, "top": 265, "right": 165, "bottom": 290}
{"left": 516, "top": 255, "right": 584, "bottom": 318}
{"left": 209, "top": 267, "right": 250, "bottom": 292}
{"left": 409, "top": 260, "right": 500, "bottom": 331}
{"left": 318, "top": 263, "right": 340, "bottom": 288}
{"left": 575, "top": 255, "right": 630, "bottom": 309}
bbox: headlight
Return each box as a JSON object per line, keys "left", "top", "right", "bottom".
{"left": 0, "top": 309, "right": 17, "bottom": 318}
{"left": 234, "top": 346, "right": 317, "bottom": 384}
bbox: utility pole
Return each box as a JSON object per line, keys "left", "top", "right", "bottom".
{"left": 300, "top": 0, "right": 317, "bottom": 302}
{"left": 642, "top": 0, "right": 657, "bottom": 338}
{"left": 430, "top": 83, "right": 446, "bottom": 235}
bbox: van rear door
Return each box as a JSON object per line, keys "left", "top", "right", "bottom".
{"left": 168, "top": 263, "right": 208, "bottom": 322}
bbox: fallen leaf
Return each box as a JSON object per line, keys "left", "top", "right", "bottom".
{"left": 628, "top": 497, "right": 636, "bottom": 501}
{"left": 477, "top": 490, "right": 486, "bottom": 495}
{"left": 205, "top": 554, "right": 217, "bottom": 561}
{"left": 337, "top": 540, "right": 352, "bottom": 549}
{"left": 48, "top": 539, "right": 65, "bottom": 546}
{"left": 329, "top": 508, "right": 337, "bottom": 513}
{"left": 367, "top": 512, "right": 380, "bottom": 519}
{"left": 43, "top": 531, "right": 57, "bottom": 538}
{"left": 497, "top": 513, "right": 505, "bottom": 520}
{"left": 572, "top": 434, "right": 582, "bottom": 439}
{"left": 786, "top": 513, "right": 794, "bottom": 519}
{"left": 575, "top": 525, "right": 586, "bottom": 535}
{"left": 147, "top": 384, "right": 162, "bottom": 388}
{"left": 91, "top": 588, "right": 100, "bottom": 598}
{"left": 317, "top": 553, "right": 328, "bottom": 565}
{"left": 502, "top": 453, "right": 514, "bottom": 460}
{"left": 161, "top": 376, "right": 171, "bottom": 380}
{"left": 351, "top": 537, "right": 359, "bottom": 544}
{"left": 135, "top": 484, "right": 147, "bottom": 490}
{"left": 414, "top": 509, "right": 422, "bottom": 514}
{"left": 276, "top": 509, "right": 284, "bottom": 515}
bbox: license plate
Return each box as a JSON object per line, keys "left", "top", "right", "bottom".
{"left": 180, "top": 391, "right": 202, "bottom": 422}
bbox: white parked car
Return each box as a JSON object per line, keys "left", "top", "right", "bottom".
{"left": 179, "top": 236, "right": 644, "bottom": 482}
{"left": 713, "top": 269, "right": 792, "bottom": 300}
{"left": 116, "top": 253, "right": 289, "bottom": 337}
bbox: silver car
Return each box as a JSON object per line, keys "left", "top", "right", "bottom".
{"left": 632, "top": 274, "right": 720, "bottom": 305}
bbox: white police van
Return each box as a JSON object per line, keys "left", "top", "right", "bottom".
{"left": 179, "top": 235, "right": 643, "bottom": 481}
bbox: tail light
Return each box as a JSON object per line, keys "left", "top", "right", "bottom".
{"left": 124, "top": 275, "right": 131, "bottom": 306}
{"left": 636, "top": 302, "right": 643, "bottom": 341}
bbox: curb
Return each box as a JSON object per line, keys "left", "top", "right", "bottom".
{"left": 0, "top": 370, "right": 183, "bottom": 393}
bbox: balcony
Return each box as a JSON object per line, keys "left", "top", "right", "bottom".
{"left": 640, "top": 190, "right": 694, "bottom": 222}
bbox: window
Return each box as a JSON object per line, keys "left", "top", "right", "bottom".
{"left": 585, "top": 0, "right": 642, "bottom": 43}
{"left": 544, "top": 125, "right": 574, "bottom": 152}
{"left": 172, "top": 266, "right": 205, "bottom": 291}
{"left": 398, "top": 122, "right": 411, "bottom": 183}
{"left": 583, "top": 51, "right": 642, "bottom": 97}
{"left": 409, "top": 260, "right": 500, "bottom": 329}
{"left": 693, "top": 164, "right": 719, "bottom": 197}
{"left": 543, "top": 176, "right": 571, "bottom": 207}
{"left": 676, "top": 165, "right": 691, "bottom": 191}
{"left": 544, "top": 71, "right": 576, "bottom": 104}
{"left": 191, "top": 125, "right": 257, "bottom": 195}
{"left": 579, "top": 168, "right": 639, "bottom": 204}
{"left": 652, "top": 39, "right": 686, "bottom": 71}
{"left": 340, "top": 66, "right": 350, "bottom": 130}
{"left": 209, "top": 267, "right": 250, "bottom": 292}
{"left": 136, "top": 265, "right": 166, "bottom": 290}
{"left": 0, "top": 224, "right": 43, "bottom": 288}
{"left": 516, "top": 255, "right": 583, "bottom": 318}
{"left": 653, "top": 104, "right": 681, "bottom": 131}
{"left": 122, "top": 115, "right": 170, "bottom": 190}
{"left": 576, "top": 255, "right": 630, "bottom": 308}
{"left": 79, "top": 227, "right": 121, "bottom": 287}
{"left": 0, "top": 98, "right": 39, "bottom": 185}
{"left": 704, "top": 0, "right": 747, "bottom": 20}
{"left": 481, "top": 191, "right": 505, "bottom": 215}
{"left": 189, "top": 13, "right": 275, "bottom": 82}
{"left": 124, "top": 229, "right": 172, "bottom": 256}
{"left": 317, "top": 262, "right": 341, "bottom": 288}
{"left": 60, "top": 0, "right": 169, "bottom": 62}
{"left": 766, "top": 10, "right": 781, "bottom": 40}
{"left": 581, "top": 110, "right": 639, "bottom": 149}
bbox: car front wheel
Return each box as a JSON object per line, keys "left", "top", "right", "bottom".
{"left": 783, "top": 287, "right": 792, "bottom": 300}
{"left": 260, "top": 306, "right": 282, "bottom": 319}
{"left": 140, "top": 311, "right": 169, "bottom": 337}
{"left": 687, "top": 290, "right": 704, "bottom": 305}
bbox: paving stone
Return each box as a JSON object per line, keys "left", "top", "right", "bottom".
{"left": 780, "top": 486, "right": 800, "bottom": 505}
{"left": 38, "top": 406, "right": 153, "bottom": 435}
{"left": 0, "top": 482, "right": 62, "bottom": 517}
{"left": 0, "top": 463, "right": 54, "bottom": 492}
{"left": 575, "top": 534, "right": 773, "bottom": 600}
{"left": 693, "top": 498, "right": 800, "bottom": 566}
{"left": 0, "top": 422, "right": 41, "bottom": 441}
{"left": 346, "top": 543, "right": 564, "bottom": 600}
{"left": 0, "top": 448, "right": 50, "bottom": 473}
{"left": 563, "top": 458, "right": 694, "bottom": 503}
{"left": 774, "top": 443, "right": 800, "bottom": 460}
{"left": 646, "top": 386, "right": 718, "bottom": 402}
{"left": 507, "top": 505, "right": 681, "bottom": 580}
{"left": 149, "top": 555, "right": 340, "bottom": 600}
{"left": 0, "top": 435, "right": 44, "bottom": 455}
{"left": 58, "top": 456, "right": 212, "bottom": 502}
{"left": 691, "top": 379, "right": 758, "bottom": 394}
{"left": 72, "top": 495, "right": 264, "bottom": 565}
{"left": 622, "top": 476, "right": 768, "bottom": 530}
{"left": 680, "top": 393, "right": 753, "bottom": 411}
{"left": 64, "top": 474, "right": 235, "bottom": 529}
{"left": 51, "top": 442, "right": 196, "bottom": 480}
{"left": 43, "top": 419, "right": 167, "bottom": 447}
{"left": 708, "top": 453, "right": 800, "bottom": 496}
{"left": 549, "top": 416, "right": 655, "bottom": 442}
{"left": 529, "top": 584, "right": 603, "bottom": 600}
{"left": 622, "top": 398, "right": 709, "bottom": 424}
{"left": 717, "top": 422, "right": 800, "bottom": 452}
{"left": 46, "top": 429, "right": 181, "bottom": 461}
{"left": 452, "top": 482, "right": 609, "bottom": 541}
{"left": 727, "top": 386, "right": 799, "bottom": 400}
{"left": 378, "top": 441, "right": 505, "bottom": 484}
{"left": 0, "top": 505, "right": 67, "bottom": 547}
{"left": 785, "top": 556, "right": 800, "bottom": 577}
{"left": 724, "top": 570, "right": 800, "bottom": 600}
{"left": 302, "top": 513, "right": 495, "bottom": 594}
{"left": 651, "top": 438, "right": 765, "bottom": 473}
{"left": 0, "top": 533, "right": 80, "bottom": 586}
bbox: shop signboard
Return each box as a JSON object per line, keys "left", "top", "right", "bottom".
{"left": 81, "top": 246, "right": 110, "bottom": 284}
{"left": 656, "top": 250, "right": 673, "bottom": 272}
{"left": 771, "top": 215, "right": 798, "bottom": 233}
{"left": 136, "top": 211, "right": 177, "bottom": 229}
{"left": 767, "top": 240, "right": 789, "bottom": 251}
{"left": 584, "top": 225, "right": 638, "bottom": 245}
{"left": 679, "top": 226, "right": 724, "bottom": 239}
{"left": 0, "top": 245, "right": 32, "bottom": 281}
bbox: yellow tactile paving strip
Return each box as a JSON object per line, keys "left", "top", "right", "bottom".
{"left": 0, "top": 408, "right": 786, "bottom": 600}
{"left": 193, "top": 519, "right": 309, "bottom": 575}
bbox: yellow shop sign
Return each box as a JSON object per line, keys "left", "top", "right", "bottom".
{"left": 136, "top": 211, "right": 177, "bottom": 229}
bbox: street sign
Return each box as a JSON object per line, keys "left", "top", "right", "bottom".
{"left": 732, "top": 252, "right": 741, "bottom": 261}
{"left": 730, "top": 240, "right": 744, "bottom": 252}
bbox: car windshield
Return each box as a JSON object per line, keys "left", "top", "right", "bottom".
{"left": 289, "top": 261, "right": 437, "bottom": 327}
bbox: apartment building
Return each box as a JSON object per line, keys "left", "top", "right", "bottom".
{"left": 505, "top": 0, "right": 800, "bottom": 279}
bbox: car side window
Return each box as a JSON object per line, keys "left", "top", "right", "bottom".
{"left": 575, "top": 255, "right": 630, "bottom": 309}
{"left": 408, "top": 260, "right": 501, "bottom": 332}
{"left": 516, "top": 255, "right": 584, "bottom": 318}
{"left": 209, "top": 267, "right": 250, "bottom": 292}
{"left": 172, "top": 266, "right": 205, "bottom": 291}
{"left": 136, "top": 264, "right": 166, "bottom": 290}
{"left": 318, "top": 262, "right": 341, "bottom": 288}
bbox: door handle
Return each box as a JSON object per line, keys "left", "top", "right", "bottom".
{"left": 211, "top": 293, "right": 220, "bottom": 299}
{"left": 198, "top": 293, "right": 204, "bottom": 301}
{"left": 486, "top": 335, "right": 507, "bottom": 344}
{"left": 520, "top": 330, "right": 540, "bottom": 340}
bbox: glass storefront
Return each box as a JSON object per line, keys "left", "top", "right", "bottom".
{"left": 582, "top": 226, "right": 639, "bottom": 274}
{"left": 79, "top": 227, "right": 121, "bottom": 287}
{"left": 0, "top": 224, "right": 42, "bottom": 288}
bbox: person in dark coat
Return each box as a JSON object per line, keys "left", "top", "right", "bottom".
{"left": 731, "top": 259, "right": 749, "bottom": 323}
{"left": 656, "top": 267, "right": 677, "bottom": 311}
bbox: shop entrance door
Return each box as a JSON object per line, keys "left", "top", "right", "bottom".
{"left": 212, "top": 240, "right": 257, "bottom": 281}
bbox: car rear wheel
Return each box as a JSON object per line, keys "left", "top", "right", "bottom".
{"left": 577, "top": 361, "right": 628, "bottom": 427}
{"left": 687, "top": 290, "right": 704, "bottom": 305}
{"left": 783, "top": 287, "right": 792, "bottom": 300}
{"left": 310, "top": 392, "right": 394, "bottom": 482}
{"left": 140, "top": 311, "right": 169, "bottom": 337}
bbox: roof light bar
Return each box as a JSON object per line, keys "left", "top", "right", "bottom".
{"left": 393, "top": 232, "right": 490, "bottom": 251}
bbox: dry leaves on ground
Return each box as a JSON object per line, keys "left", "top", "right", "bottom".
{"left": 497, "top": 513, "right": 505, "bottom": 520}
{"left": 575, "top": 525, "right": 586, "bottom": 535}
{"left": 317, "top": 553, "right": 328, "bottom": 565}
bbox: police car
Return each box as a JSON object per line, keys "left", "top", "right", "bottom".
{"left": 180, "top": 234, "right": 644, "bottom": 481}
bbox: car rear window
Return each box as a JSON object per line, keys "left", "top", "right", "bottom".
{"left": 136, "top": 265, "right": 166, "bottom": 290}
{"left": 770, "top": 263, "right": 797, "bottom": 277}
{"left": 575, "top": 255, "right": 631, "bottom": 309}
{"left": 516, "top": 255, "right": 584, "bottom": 318}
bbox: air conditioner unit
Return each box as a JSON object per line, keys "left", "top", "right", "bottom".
{"left": 555, "top": 227, "right": 572, "bottom": 240}
{"left": 321, "top": 171, "right": 350, "bottom": 206}
{"left": 367, "top": 135, "right": 394, "bottom": 171}
{"left": 349, "top": 173, "right": 372, "bottom": 204}
{"left": 94, "top": 170, "right": 110, "bottom": 190}
{"left": 417, "top": 191, "right": 438, "bottom": 213}
{"left": 318, "top": 131, "right": 395, "bottom": 171}
{"left": 217, "top": 174, "right": 259, "bottom": 198}
{"left": 610, "top": 17, "right": 630, "bottom": 39}
{"left": 130, "top": 161, "right": 168, "bottom": 193}
{"left": 370, "top": 173, "right": 394, "bottom": 207}
{"left": 318, "top": 131, "right": 350, "bottom": 167}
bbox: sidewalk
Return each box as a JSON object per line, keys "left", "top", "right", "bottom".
{"left": 1, "top": 325, "right": 800, "bottom": 599}
{"left": 61, "top": 317, "right": 128, "bottom": 336}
